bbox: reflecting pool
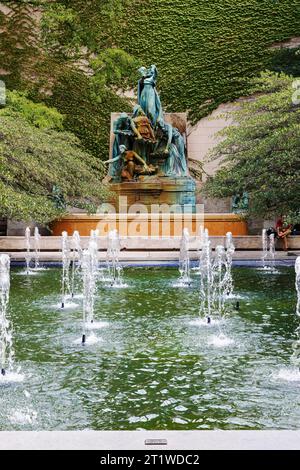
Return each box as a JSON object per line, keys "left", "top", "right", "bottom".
{"left": 1, "top": 266, "right": 300, "bottom": 430}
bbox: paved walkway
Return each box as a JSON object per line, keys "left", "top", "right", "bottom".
{"left": 0, "top": 430, "right": 300, "bottom": 450}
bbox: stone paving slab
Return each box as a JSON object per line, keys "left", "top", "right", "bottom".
{"left": 0, "top": 430, "right": 300, "bottom": 450}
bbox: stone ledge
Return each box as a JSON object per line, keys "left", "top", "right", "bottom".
{"left": 1, "top": 235, "right": 300, "bottom": 251}
{"left": 2, "top": 250, "right": 299, "bottom": 263}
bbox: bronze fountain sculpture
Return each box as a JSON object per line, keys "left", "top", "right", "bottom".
{"left": 105, "top": 65, "right": 196, "bottom": 210}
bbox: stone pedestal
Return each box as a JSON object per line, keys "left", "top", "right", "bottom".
{"left": 110, "top": 176, "right": 196, "bottom": 212}
{"left": 50, "top": 213, "right": 248, "bottom": 237}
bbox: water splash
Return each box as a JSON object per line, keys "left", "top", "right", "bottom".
{"left": 192, "top": 225, "right": 204, "bottom": 273}
{"left": 288, "top": 258, "right": 300, "bottom": 375}
{"left": 33, "top": 227, "right": 41, "bottom": 270}
{"left": 90, "top": 230, "right": 99, "bottom": 270}
{"left": 177, "top": 228, "right": 191, "bottom": 286}
{"left": 24, "top": 227, "right": 32, "bottom": 274}
{"left": 0, "top": 254, "right": 14, "bottom": 376}
{"left": 81, "top": 242, "right": 98, "bottom": 344}
{"left": 208, "top": 333, "right": 234, "bottom": 348}
{"left": 199, "top": 229, "right": 214, "bottom": 320}
{"left": 274, "top": 368, "right": 300, "bottom": 383}
{"left": 0, "top": 370, "right": 24, "bottom": 384}
{"left": 262, "top": 228, "right": 268, "bottom": 268}
{"left": 106, "top": 230, "right": 125, "bottom": 287}
{"left": 199, "top": 230, "right": 235, "bottom": 324}
{"left": 269, "top": 233, "right": 276, "bottom": 271}
{"left": 86, "top": 320, "right": 109, "bottom": 330}
{"left": 70, "top": 231, "right": 82, "bottom": 299}
{"left": 295, "top": 257, "right": 300, "bottom": 316}
{"left": 24, "top": 226, "right": 43, "bottom": 273}
{"left": 261, "top": 229, "right": 276, "bottom": 271}
{"left": 9, "top": 408, "right": 37, "bottom": 425}
{"left": 188, "top": 317, "right": 222, "bottom": 327}
{"left": 61, "top": 231, "right": 71, "bottom": 308}
{"left": 213, "top": 245, "right": 227, "bottom": 314}
{"left": 224, "top": 232, "right": 235, "bottom": 297}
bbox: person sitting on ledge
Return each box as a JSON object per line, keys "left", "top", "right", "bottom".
{"left": 276, "top": 215, "right": 293, "bottom": 251}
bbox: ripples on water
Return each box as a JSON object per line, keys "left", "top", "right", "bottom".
{"left": 1, "top": 266, "right": 300, "bottom": 430}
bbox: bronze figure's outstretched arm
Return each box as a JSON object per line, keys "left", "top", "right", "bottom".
{"left": 130, "top": 118, "right": 142, "bottom": 140}
{"left": 103, "top": 155, "right": 121, "bottom": 165}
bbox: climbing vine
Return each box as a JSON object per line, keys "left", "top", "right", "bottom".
{"left": 117, "top": 0, "right": 300, "bottom": 123}
{"left": 43, "top": 68, "right": 131, "bottom": 160}
{"left": 0, "top": 1, "right": 40, "bottom": 89}
{"left": 0, "top": 0, "right": 299, "bottom": 157}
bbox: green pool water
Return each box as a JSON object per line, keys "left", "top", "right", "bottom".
{"left": 1, "top": 266, "right": 300, "bottom": 430}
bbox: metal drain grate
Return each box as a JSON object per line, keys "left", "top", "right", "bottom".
{"left": 145, "top": 438, "right": 168, "bottom": 446}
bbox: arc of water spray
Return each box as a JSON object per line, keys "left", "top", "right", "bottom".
{"left": 196, "top": 225, "right": 204, "bottom": 272}
{"left": 33, "top": 227, "right": 41, "bottom": 270}
{"left": 296, "top": 257, "right": 300, "bottom": 317}
{"left": 290, "top": 257, "right": 300, "bottom": 371}
{"left": 90, "top": 230, "right": 100, "bottom": 269}
{"left": 199, "top": 229, "right": 213, "bottom": 321}
{"left": 61, "top": 231, "right": 71, "bottom": 308}
{"left": 0, "top": 254, "right": 13, "bottom": 376}
{"left": 224, "top": 232, "right": 235, "bottom": 297}
{"left": 178, "top": 228, "right": 191, "bottom": 286}
{"left": 81, "top": 242, "right": 98, "bottom": 343}
{"left": 25, "top": 227, "right": 31, "bottom": 274}
{"left": 107, "top": 230, "right": 124, "bottom": 287}
{"left": 262, "top": 229, "right": 268, "bottom": 268}
{"left": 199, "top": 229, "right": 236, "bottom": 324}
{"left": 213, "top": 245, "right": 226, "bottom": 315}
{"left": 261, "top": 229, "right": 276, "bottom": 271}
{"left": 269, "top": 233, "right": 276, "bottom": 271}
{"left": 71, "top": 230, "right": 82, "bottom": 298}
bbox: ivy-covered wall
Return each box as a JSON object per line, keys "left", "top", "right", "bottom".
{"left": 0, "top": 0, "right": 299, "bottom": 159}
{"left": 43, "top": 69, "right": 131, "bottom": 159}
{"left": 118, "top": 0, "right": 300, "bottom": 122}
{"left": 0, "top": 1, "right": 132, "bottom": 160}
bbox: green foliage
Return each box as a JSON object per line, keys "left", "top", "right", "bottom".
{"left": 2, "top": 90, "right": 64, "bottom": 130}
{"left": 90, "top": 48, "right": 140, "bottom": 97}
{"left": 117, "top": 0, "right": 300, "bottom": 123}
{"left": 1, "top": 0, "right": 299, "bottom": 163}
{"left": 203, "top": 73, "right": 300, "bottom": 221}
{"left": 43, "top": 69, "right": 131, "bottom": 160}
{"left": 0, "top": 1, "right": 40, "bottom": 89}
{"left": 42, "top": 0, "right": 128, "bottom": 54}
{"left": 0, "top": 91, "right": 109, "bottom": 223}
{"left": 270, "top": 47, "right": 300, "bottom": 77}
{"left": 40, "top": 2, "right": 139, "bottom": 157}
{"left": 41, "top": 3, "right": 84, "bottom": 60}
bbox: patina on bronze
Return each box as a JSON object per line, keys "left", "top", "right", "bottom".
{"left": 105, "top": 66, "right": 196, "bottom": 211}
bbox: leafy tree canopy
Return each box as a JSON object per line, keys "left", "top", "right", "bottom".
{"left": 2, "top": 90, "right": 64, "bottom": 129}
{"left": 203, "top": 72, "right": 300, "bottom": 222}
{"left": 0, "top": 91, "right": 108, "bottom": 223}
{"left": 1, "top": 1, "right": 299, "bottom": 160}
